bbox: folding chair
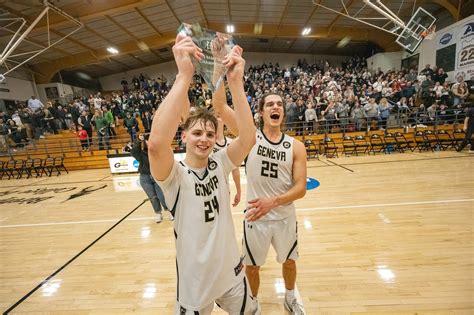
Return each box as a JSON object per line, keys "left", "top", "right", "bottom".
{"left": 22, "top": 158, "right": 35, "bottom": 179}
{"left": 342, "top": 136, "right": 357, "bottom": 156}
{"left": 323, "top": 137, "right": 339, "bottom": 158}
{"left": 414, "top": 131, "right": 433, "bottom": 152}
{"left": 41, "top": 157, "right": 56, "bottom": 177}
{"left": 0, "top": 160, "right": 6, "bottom": 180}
{"left": 394, "top": 132, "right": 414, "bottom": 153}
{"left": 304, "top": 139, "right": 319, "bottom": 160}
{"left": 354, "top": 135, "right": 369, "bottom": 155}
{"left": 13, "top": 159, "right": 25, "bottom": 179}
{"left": 383, "top": 133, "right": 397, "bottom": 154}
{"left": 53, "top": 156, "right": 69, "bottom": 175}
{"left": 369, "top": 134, "right": 385, "bottom": 155}
{"left": 31, "top": 158, "right": 44, "bottom": 177}
{"left": 2, "top": 160, "right": 16, "bottom": 179}
{"left": 452, "top": 129, "right": 465, "bottom": 149}
{"left": 424, "top": 130, "right": 439, "bottom": 150}
{"left": 436, "top": 130, "right": 455, "bottom": 150}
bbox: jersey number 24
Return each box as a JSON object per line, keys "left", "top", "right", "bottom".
{"left": 204, "top": 196, "right": 219, "bottom": 222}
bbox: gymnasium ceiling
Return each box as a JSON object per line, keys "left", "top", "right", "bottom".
{"left": 0, "top": 0, "right": 471, "bottom": 83}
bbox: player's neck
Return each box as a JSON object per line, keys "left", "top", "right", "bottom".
{"left": 262, "top": 125, "right": 282, "bottom": 141}
{"left": 184, "top": 155, "right": 208, "bottom": 169}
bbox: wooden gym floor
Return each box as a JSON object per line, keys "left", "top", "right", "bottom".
{"left": 1, "top": 151, "right": 473, "bottom": 314}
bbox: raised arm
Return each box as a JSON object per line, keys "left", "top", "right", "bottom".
{"left": 224, "top": 46, "right": 256, "bottom": 167}
{"left": 213, "top": 83, "right": 239, "bottom": 135}
{"left": 148, "top": 34, "right": 203, "bottom": 181}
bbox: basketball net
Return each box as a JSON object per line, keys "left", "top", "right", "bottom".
{"left": 421, "top": 25, "right": 436, "bottom": 40}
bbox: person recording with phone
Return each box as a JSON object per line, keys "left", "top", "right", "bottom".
{"left": 132, "top": 133, "right": 172, "bottom": 223}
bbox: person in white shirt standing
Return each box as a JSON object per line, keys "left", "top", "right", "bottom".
{"left": 148, "top": 34, "right": 259, "bottom": 315}
{"left": 27, "top": 96, "right": 44, "bottom": 113}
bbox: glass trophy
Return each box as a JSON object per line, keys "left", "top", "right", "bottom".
{"left": 177, "top": 23, "right": 235, "bottom": 92}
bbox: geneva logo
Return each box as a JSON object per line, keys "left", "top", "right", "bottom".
{"left": 439, "top": 33, "right": 452, "bottom": 45}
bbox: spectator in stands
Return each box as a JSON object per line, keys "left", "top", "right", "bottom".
{"left": 77, "top": 125, "right": 89, "bottom": 151}
{"left": 420, "top": 76, "right": 433, "bottom": 106}
{"left": 364, "top": 97, "right": 379, "bottom": 131}
{"left": 132, "top": 133, "right": 170, "bottom": 223}
{"left": 378, "top": 98, "right": 391, "bottom": 130}
{"left": 141, "top": 110, "right": 153, "bottom": 133}
{"left": 92, "top": 109, "right": 110, "bottom": 150}
{"left": 456, "top": 104, "right": 474, "bottom": 153}
{"left": 120, "top": 78, "right": 129, "bottom": 94}
{"left": 351, "top": 101, "right": 366, "bottom": 131}
{"left": 42, "top": 107, "right": 58, "bottom": 135}
{"left": 336, "top": 98, "right": 350, "bottom": 132}
{"left": 123, "top": 111, "right": 138, "bottom": 142}
{"left": 433, "top": 68, "right": 448, "bottom": 84}
{"left": 420, "top": 64, "right": 434, "bottom": 77}
{"left": 77, "top": 110, "right": 93, "bottom": 143}
{"left": 452, "top": 76, "right": 469, "bottom": 106}
{"left": 19, "top": 107, "right": 33, "bottom": 140}
{"left": 295, "top": 98, "right": 306, "bottom": 136}
{"left": 322, "top": 100, "right": 338, "bottom": 132}
{"left": 305, "top": 101, "right": 317, "bottom": 135}
{"left": 102, "top": 106, "right": 116, "bottom": 139}
{"left": 27, "top": 96, "right": 44, "bottom": 113}
{"left": 0, "top": 118, "right": 9, "bottom": 152}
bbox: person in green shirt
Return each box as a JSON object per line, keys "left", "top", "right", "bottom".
{"left": 92, "top": 109, "right": 110, "bottom": 150}
{"left": 102, "top": 105, "right": 116, "bottom": 139}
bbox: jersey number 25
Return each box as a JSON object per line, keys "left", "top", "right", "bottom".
{"left": 261, "top": 160, "right": 278, "bottom": 178}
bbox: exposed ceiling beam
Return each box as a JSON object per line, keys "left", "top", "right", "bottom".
{"left": 227, "top": 0, "right": 232, "bottom": 23}
{"left": 431, "top": 0, "right": 458, "bottom": 20}
{"left": 149, "top": 49, "right": 165, "bottom": 62}
{"left": 31, "top": 32, "right": 176, "bottom": 83}
{"left": 10, "top": 0, "right": 161, "bottom": 34}
{"left": 327, "top": 0, "right": 356, "bottom": 33}
{"left": 128, "top": 53, "right": 150, "bottom": 67}
{"left": 105, "top": 14, "right": 139, "bottom": 41}
{"left": 164, "top": 0, "right": 181, "bottom": 25}
{"left": 302, "top": 0, "right": 322, "bottom": 27}
{"left": 30, "top": 21, "right": 399, "bottom": 83}
{"left": 50, "top": 29, "right": 98, "bottom": 58}
{"left": 109, "top": 57, "right": 132, "bottom": 71}
{"left": 196, "top": 0, "right": 209, "bottom": 28}
{"left": 134, "top": 7, "right": 163, "bottom": 37}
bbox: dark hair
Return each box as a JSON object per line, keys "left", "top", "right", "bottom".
{"left": 182, "top": 106, "right": 218, "bottom": 132}
{"left": 257, "top": 92, "right": 285, "bottom": 129}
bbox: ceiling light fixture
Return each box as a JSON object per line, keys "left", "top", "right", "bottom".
{"left": 302, "top": 27, "right": 311, "bottom": 36}
{"left": 226, "top": 24, "right": 235, "bottom": 33}
{"left": 107, "top": 47, "right": 119, "bottom": 54}
{"left": 254, "top": 23, "right": 263, "bottom": 34}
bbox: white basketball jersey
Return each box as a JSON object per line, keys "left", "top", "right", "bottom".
{"left": 246, "top": 129, "right": 295, "bottom": 221}
{"left": 213, "top": 136, "right": 232, "bottom": 154}
{"left": 157, "top": 149, "right": 244, "bottom": 310}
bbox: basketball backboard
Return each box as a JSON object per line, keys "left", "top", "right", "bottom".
{"left": 396, "top": 7, "right": 436, "bottom": 54}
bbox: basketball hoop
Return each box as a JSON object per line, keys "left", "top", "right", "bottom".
{"left": 421, "top": 25, "right": 436, "bottom": 40}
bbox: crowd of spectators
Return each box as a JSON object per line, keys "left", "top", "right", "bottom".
{"left": 1, "top": 55, "right": 472, "bottom": 154}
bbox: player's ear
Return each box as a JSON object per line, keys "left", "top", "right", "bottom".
{"left": 181, "top": 130, "right": 187, "bottom": 143}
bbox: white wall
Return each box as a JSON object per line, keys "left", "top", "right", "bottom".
{"left": 0, "top": 76, "right": 36, "bottom": 102}
{"left": 99, "top": 52, "right": 348, "bottom": 91}
{"left": 367, "top": 51, "right": 403, "bottom": 72}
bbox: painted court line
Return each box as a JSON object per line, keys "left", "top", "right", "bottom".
{"left": 296, "top": 198, "right": 474, "bottom": 212}
{"left": 1, "top": 198, "right": 472, "bottom": 229}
